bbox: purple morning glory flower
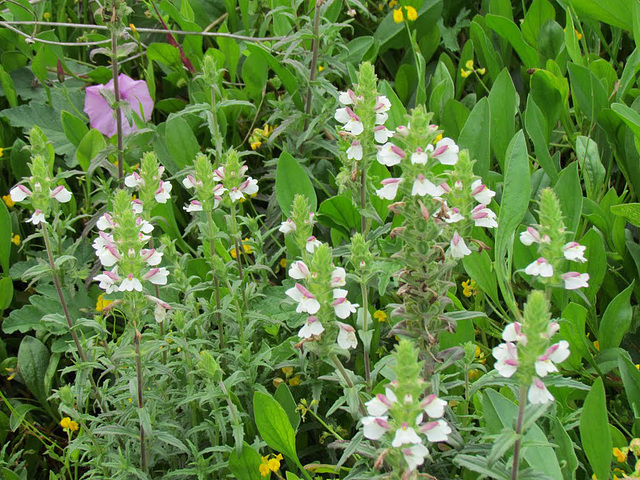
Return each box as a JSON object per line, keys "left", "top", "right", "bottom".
{"left": 84, "top": 74, "right": 154, "bottom": 138}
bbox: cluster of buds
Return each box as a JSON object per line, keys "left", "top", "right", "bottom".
{"left": 362, "top": 340, "right": 451, "bottom": 472}
{"left": 124, "top": 152, "right": 171, "bottom": 213}
{"left": 93, "top": 189, "right": 169, "bottom": 296}
{"left": 493, "top": 291, "right": 569, "bottom": 404}
{"left": 182, "top": 150, "right": 258, "bottom": 212}
{"left": 520, "top": 188, "right": 589, "bottom": 290}
{"left": 278, "top": 195, "right": 319, "bottom": 254}
{"left": 9, "top": 154, "right": 72, "bottom": 225}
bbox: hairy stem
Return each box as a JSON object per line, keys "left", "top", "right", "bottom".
{"left": 511, "top": 386, "right": 527, "bottom": 480}
{"left": 110, "top": 9, "right": 124, "bottom": 181}
{"left": 133, "top": 324, "right": 148, "bottom": 473}
{"left": 204, "top": 211, "right": 224, "bottom": 350}
{"left": 329, "top": 354, "right": 366, "bottom": 416}
{"left": 303, "top": 0, "right": 320, "bottom": 130}
{"left": 360, "top": 277, "right": 370, "bottom": 387}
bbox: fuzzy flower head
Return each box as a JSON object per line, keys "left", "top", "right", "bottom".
{"left": 84, "top": 73, "right": 153, "bottom": 137}
{"left": 213, "top": 150, "right": 259, "bottom": 204}
{"left": 124, "top": 152, "right": 171, "bottom": 214}
{"left": 182, "top": 153, "right": 225, "bottom": 212}
{"left": 520, "top": 189, "right": 589, "bottom": 291}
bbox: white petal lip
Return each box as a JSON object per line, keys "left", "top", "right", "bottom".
{"left": 346, "top": 141, "right": 363, "bottom": 160}
{"left": 392, "top": 424, "right": 422, "bottom": 447}
{"left": 563, "top": 242, "right": 587, "bottom": 262}
{"left": 50, "top": 186, "right": 72, "bottom": 203}
{"left": 432, "top": 137, "right": 459, "bottom": 165}
{"left": 422, "top": 394, "right": 446, "bottom": 418}
{"left": 376, "top": 178, "right": 403, "bottom": 200}
{"left": 528, "top": 377, "right": 554, "bottom": 404}
{"left": 520, "top": 227, "right": 541, "bottom": 246}
{"left": 471, "top": 179, "right": 495, "bottom": 204}
{"left": 298, "top": 316, "right": 324, "bottom": 338}
{"left": 279, "top": 218, "right": 296, "bottom": 234}
{"left": 10, "top": 185, "right": 32, "bottom": 202}
{"left": 450, "top": 231, "right": 472, "bottom": 259}
{"left": 524, "top": 258, "right": 554, "bottom": 278}
{"left": 362, "top": 416, "right": 389, "bottom": 440}
{"left": 289, "top": 261, "right": 310, "bottom": 279}
{"left": 421, "top": 419, "right": 451, "bottom": 443}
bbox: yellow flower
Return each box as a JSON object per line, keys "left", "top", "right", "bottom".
{"left": 43, "top": 12, "right": 51, "bottom": 20}
{"left": 96, "top": 294, "right": 113, "bottom": 313}
{"left": 318, "top": 65, "right": 324, "bottom": 72}
{"left": 474, "top": 345, "right": 486, "bottom": 364}
{"left": 279, "top": 258, "right": 287, "bottom": 268}
{"left": 468, "top": 369, "right": 481, "bottom": 381}
{"left": 6, "top": 367, "right": 16, "bottom": 381}
{"left": 460, "top": 69, "right": 471, "bottom": 78}
{"left": 130, "top": 23, "right": 137, "bottom": 35}
{"left": 251, "top": 140, "right": 262, "bottom": 150}
{"left": 282, "top": 366, "right": 294, "bottom": 377}
{"left": 388, "top": 0, "right": 398, "bottom": 6}
{"left": 0, "top": 147, "right": 4, "bottom": 158}
{"left": 262, "top": 124, "right": 274, "bottom": 138}
{"left": 259, "top": 454, "right": 283, "bottom": 476}
{"left": 259, "top": 459, "right": 271, "bottom": 477}
{"left": 434, "top": 133, "right": 443, "bottom": 143}
{"left": 593, "top": 340, "right": 600, "bottom": 351}
{"left": 2, "top": 195, "right": 14, "bottom": 208}
{"left": 405, "top": 5, "right": 418, "bottom": 21}
{"left": 613, "top": 447, "right": 628, "bottom": 463}
{"left": 465, "top": 59, "right": 474, "bottom": 70}
{"left": 289, "top": 375, "right": 301, "bottom": 386}
{"left": 462, "top": 279, "right": 478, "bottom": 297}
{"left": 576, "top": 30, "right": 583, "bottom": 41}
{"left": 60, "top": 417, "right": 79, "bottom": 432}
{"left": 230, "top": 238, "right": 253, "bottom": 258}
{"left": 11, "top": 234, "right": 19, "bottom": 246}
{"left": 374, "top": 310, "right": 388, "bottom": 322}
{"left": 477, "top": 67, "right": 486, "bottom": 75}
{"left": 393, "top": 8, "right": 403, "bottom": 22}
{"left": 268, "top": 454, "right": 283, "bottom": 472}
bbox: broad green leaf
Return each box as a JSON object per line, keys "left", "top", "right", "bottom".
{"left": 495, "top": 131, "right": 530, "bottom": 313}
{"left": 554, "top": 162, "right": 582, "bottom": 237}
{"left": 0, "top": 65, "right": 18, "bottom": 107}
{"left": 488, "top": 70, "right": 518, "bottom": 169}
{"left": 378, "top": 81, "right": 406, "bottom": 130}
{"left": 0, "top": 277, "right": 13, "bottom": 311}
{"left": 253, "top": 390, "right": 297, "bottom": 460}
{"left": 611, "top": 102, "right": 640, "bottom": 138}
{"left": 575, "top": 136, "right": 605, "bottom": 200}
{"left": 486, "top": 14, "right": 539, "bottom": 69}
{"left": 470, "top": 19, "right": 502, "bottom": 82}
{"left": 567, "top": 0, "right": 632, "bottom": 30}
{"left": 275, "top": 152, "right": 317, "bottom": 217}
{"left": 76, "top": 129, "right": 106, "bottom": 173}
{"left": 610, "top": 203, "right": 640, "bottom": 227}
{"left": 317, "top": 195, "right": 359, "bottom": 235}
{"left": 525, "top": 95, "right": 557, "bottom": 181}
{"left": 558, "top": 302, "right": 588, "bottom": 370}
{"left": 459, "top": 97, "right": 491, "bottom": 178}
{"left": 530, "top": 70, "right": 565, "bottom": 138}
{"left": 552, "top": 416, "right": 579, "bottom": 480}
{"left": 441, "top": 99, "right": 469, "bottom": 141}
{"left": 564, "top": 10, "right": 583, "bottom": 66}
{"left": 579, "top": 377, "right": 611, "bottom": 480}
{"left": 241, "top": 52, "right": 268, "bottom": 102}
{"left": 245, "top": 44, "right": 302, "bottom": 110}
{"left": 0, "top": 201, "right": 10, "bottom": 274}
{"left": 274, "top": 383, "right": 301, "bottom": 430}
{"left": 228, "top": 442, "right": 262, "bottom": 480}
{"left": 17, "top": 336, "right": 50, "bottom": 406}
{"left": 598, "top": 281, "right": 635, "bottom": 350}
{"left": 521, "top": 0, "right": 556, "bottom": 47}
{"left": 462, "top": 250, "right": 499, "bottom": 305}
{"left": 567, "top": 63, "right": 607, "bottom": 124}
{"left": 619, "top": 355, "right": 640, "bottom": 416}
{"left": 165, "top": 116, "right": 200, "bottom": 172}
{"left": 61, "top": 111, "right": 88, "bottom": 147}
{"left": 343, "top": 36, "right": 375, "bottom": 65}
{"left": 147, "top": 43, "right": 183, "bottom": 73}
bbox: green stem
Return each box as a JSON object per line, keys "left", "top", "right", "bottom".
{"left": 360, "top": 275, "right": 370, "bottom": 387}
{"left": 109, "top": 10, "right": 124, "bottom": 181}
{"left": 204, "top": 211, "right": 224, "bottom": 350}
{"left": 133, "top": 322, "right": 148, "bottom": 473}
{"left": 510, "top": 386, "right": 527, "bottom": 480}
{"left": 303, "top": 0, "right": 320, "bottom": 131}
{"left": 229, "top": 202, "right": 248, "bottom": 311}
{"left": 329, "top": 354, "right": 366, "bottom": 416}
{"left": 210, "top": 88, "right": 223, "bottom": 157}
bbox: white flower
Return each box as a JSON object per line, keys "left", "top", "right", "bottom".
{"left": 338, "top": 89, "right": 357, "bottom": 105}
{"left": 332, "top": 289, "right": 359, "bottom": 319}
{"left": 402, "top": 444, "right": 429, "bottom": 472}
{"left": 421, "top": 394, "right": 447, "bottom": 418}
{"left": 184, "top": 200, "right": 203, "bottom": 212}
{"left": 182, "top": 174, "right": 201, "bottom": 189}
{"left": 563, "top": 242, "right": 587, "bottom": 263}
{"left": 502, "top": 322, "right": 527, "bottom": 345}
{"left": 132, "top": 199, "right": 143, "bottom": 214}
{"left": 471, "top": 204, "right": 498, "bottom": 228}
{"left": 50, "top": 186, "right": 72, "bottom": 203}
{"left": 412, "top": 174, "right": 445, "bottom": 197}
{"left": 140, "top": 249, "right": 162, "bottom": 266}
{"left": 377, "top": 143, "right": 405, "bottom": 166}
{"left": 240, "top": 177, "right": 259, "bottom": 196}
{"left": 286, "top": 283, "right": 321, "bottom": 314}
{"left": 94, "top": 270, "right": 120, "bottom": 294}
{"left": 525, "top": 257, "right": 554, "bottom": 278}
{"left": 443, "top": 206, "right": 464, "bottom": 224}
{"left": 471, "top": 179, "right": 495, "bottom": 205}
{"left": 365, "top": 389, "right": 397, "bottom": 416}
{"left": 374, "top": 126, "right": 394, "bottom": 143}
{"left": 431, "top": 137, "right": 459, "bottom": 165}
{"left": 10, "top": 185, "right": 32, "bottom": 202}
{"left": 376, "top": 178, "right": 403, "bottom": 200}
{"left": 335, "top": 107, "right": 364, "bottom": 135}
{"left": 562, "top": 272, "right": 589, "bottom": 290}
{"left": 27, "top": 209, "right": 46, "bottom": 225}
{"left": 392, "top": 423, "right": 422, "bottom": 447}
{"left": 362, "top": 416, "right": 390, "bottom": 441}
{"left": 374, "top": 96, "right": 391, "bottom": 125}
{"left": 97, "top": 243, "right": 121, "bottom": 267}
{"left": 145, "top": 267, "right": 169, "bottom": 285}
{"left": 298, "top": 316, "right": 324, "bottom": 338}
{"left": 330, "top": 266, "right": 346, "bottom": 287}
{"left": 305, "top": 236, "right": 322, "bottom": 253}
{"left": 289, "top": 261, "right": 311, "bottom": 280}
{"left": 336, "top": 321, "right": 358, "bottom": 349}
{"left": 96, "top": 213, "right": 115, "bottom": 230}
{"left": 528, "top": 377, "right": 554, "bottom": 404}
{"left": 154, "top": 181, "right": 172, "bottom": 203}
{"left": 534, "top": 340, "right": 570, "bottom": 378}
{"left": 450, "top": 231, "right": 472, "bottom": 259}
{"left": 410, "top": 147, "right": 429, "bottom": 165}
{"left": 212, "top": 167, "right": 225, "bottom": 182}
{"left": 279, "top": 218, "right": 296, "bottom": 234}
{"left": 492, "top": 342, "right": 519, "bottom": 378}
{"left": 346, "top": 140, "right": 363, "bottom": 160}
{"left": 520, "top": 227, "right": 541, "bottom": 246}
{"left": 120, "top": 274, "right": 143, "bottom": 292}
{"left": 420, "top": 419, "right": 451, "bottom": 443}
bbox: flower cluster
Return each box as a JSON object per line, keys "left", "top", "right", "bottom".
{"left": 258, "top": 453, "right": 282, "bottom": 477}
{"left": 492, "top": 291, "right": 569, "bottom": 404}
{"left": 93, "top": 189, "right": 169, "bottom": 295}
{"left": 9, "top": 154, "right": 72, "bottom": 225}
{"left": 362, "top": 340, "right": 451, "bottom": 472}
{"left": 124, "top": 152, "right": 172, "bottom": 213}
{"left": 278, "top": 195, "right": 318, "bottom": 254}
{"left": 521, "top": 188, "right": 589, "bottom": 290}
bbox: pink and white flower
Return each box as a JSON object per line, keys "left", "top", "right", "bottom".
{"left": 9, "top": 185, "right": 32, "bottom": 202}
{"left": 492, "top": 342, "right": 519, "bottom": 378}
{"left": 279, "top": 218, "right": 296, "bottom": 234}
{"left": 410, "top": 147, "right": 429, "bottom": 165}
{"left": 534, "top": 340, "right": 570, "bottom": 377}
{"left": 402, "top": 444, "right": 430, "bottom": 471}
{"left": 365, "top": 389, "right": 397, "bottom": 416}
{"left": 412, "top": 175, "right": 445, "bottom": 197}
{"left": 182, "top": 174, "right": 202, "bottom": 189}
{"left": 140, "top": 249, "right": 162, "bottom": 266}
{"left": 421, "top": 394, "right": 447, "bottom": 418}
{"left": 145, "top": 267, "right": 169, "bottom": 285}
{"left": 50, "top": 186, "right": 72, "bottom": 203}
{"left": 471, "top": 204, "right": 498, "bottom": 228}
{"left": 528, "top": 377, "right": 554, "bottom": 404}
{"left": 154, "top": 181, "right": 172, "bottom": 203}
{"left": 563, "top": 242, "right": 587, "bottom": 262}
{"left": 392, "top": 423, "right": 422, "bottom": 447}
{"left": 346, "top": 140, "right": 363, "bottom": 160}
{"left": 471, "top": 179, "right": 495, "bottom": 205}
{"left": 330, "top": 266, "right": 346, "bottom": 287}
{"left": 119, "top": 273, "right": 143, "bottom": 292}
{"left": 94, "top": 270, "right": 120, "bottom": 294}
{"left": 431, "top": 137, "right": 459, "bottom": 165}
{"left": 377, "top": 143, "right": 405, "bottom": 166}
{"left": 562, "top": 272, "right": 589, "bottom": 290}
{"left": 289, "top": 261, "right": 311, "bottom": 280}
{"left": 285, "top": 283, "right": 321, "bottom": 314}
{"left": 525, "top": 257, "right": 554, "bottom": 278}
{"left": 362, "top": 416, "right": 390, "bottom": 440}
{"left": 376, "top": 177, "right": 403, "bottom": 200}
{"left": 124, "top": 172, "right": 144, "bottom": 188}
{"left": 450, "top": 231, "right": 472, "bottom": 259}
{"left": 27, "top": 209, "right": 46, "bottom": 225}
{"left": 335, "top": 107, "right": 364, "bottom": 135}
{"left": 420, "top": 420, "right": 451, "bottom": 443}
{"left": 332, "top": 289, "right": 359, "bottom": 319}
{"left": 502, "top": 322, "right": 527, "bottom": 345}
{"left": 336, "top": 321, "right": 358, "bottom": 349}
{"left": 184, "top": 200, "right": 203, "bottom": 212}
{"left": 298, "top": 316, "right": 325, "bottom": 338}
{"left": 520, "top": 227, "right": 542, "bottom": 246}
{"left": 373, "top": 125, "right": 394, "bottom": 143}
{"left": 305, "top": 236, "right": 322, "bottom": 253}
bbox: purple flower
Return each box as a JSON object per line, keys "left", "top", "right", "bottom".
{"left": 84, "top": 74, "right": 154, "bottom": 137}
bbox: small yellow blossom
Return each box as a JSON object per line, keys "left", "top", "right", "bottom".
{"left": 576, "top": 30, "right": 583, "bottom": 41}
{"left": 282, "top": 366, "right": 294, "bottom": 377}
{"left": 477, "top": 67, "right": 486, "bottom": 75}
{"left": 475, "top": 345, "right": 486, "bottom": 364}
{"left": 461, "top": 69, "right": 471, "bottom": 78}
{"left": 60, "top": 417, "right": 79, "bottom": 432}
{"left": 259, "top": 453, "right": 283, "bottom": 477}
{"left": 465, "top": 60, "right": 474, "bottom": 70}
{"left": 593, "top": 340, "right": 600, "bottom": 351}
{"left": 434, "top": 133, "right": 443, "bottom": 143}
{"left": 6, "top": 367, "right": 16, "bottom": 381}
{"left": 630, "top": 438, "right": 640, "bottom": 455}
{"left": 230, "top": 238, "right": 253, "bottom": 258}
{"left": 279, "top": 258, "right": 287, "bottom": 269}
{"left": 177, "top": 347, "right": 181, "bottom": 353}
{"left": 259, "top": 459, "right": 271, "bottom": 477}
{"left": 268, "top": 454, "right": 282, "bottom": 471}
{"left": 374, "top": 310, "right": 388, "bottom": 322}
{"left": 130, "top": 23, "right": 137, "bottom": 35}
{"left": 388, "top": 0, "right": 398, "bottom": 7}
{"left": 393, "top": 8, "right": 403, "bottom": 22}
{"left": 468, "top": 369, "right": 481, "bottom": 381}
{"left": 289, "top": 375, "right": 301, "bottom": 386}
{"left": 613, "top": 447, "right": 628, "bottom": 463}
{"left": 405, "top": 5, "right": 418, "bottom": 21}
{"left": 96, "top": 294, "right": 113, "bottom": 313}
{"left": 2, "top": 195, "right": 14, "bottom": 208}
{"left": 318, "top": 65, "right": 324, "bottom": 72}
{"left": 0, "top": 148, "right": 3, "bottom": 158}
{"left": 11, "top": 234, "right": 19, "bottom": 246}
{"left": 462, "top": 279, "right": 478, "bottom": 297}
{"left": 43, "top": 12, "right": 51, "bottom": 20}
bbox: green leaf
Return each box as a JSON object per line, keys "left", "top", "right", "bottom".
{"left": 165, "top": 116, "right": 200, "bottom": 172}
{"left": 552, "top": 416, "right": 579, "bottom": 480}
{"left": 76, "top": 129, "right": 106, "bottom": 172}
{"left": 241, "top": 52, "right": 268, "bottom": 101}
{"left": 17, "top": 336, "right": 50, "bottom": 405}
{"left": 598, "top": 281, "right": 635, "bottom": 350}
{"left": 521, "top": 0, "right": 556, "bottom": 47}
{"left": 554, "top": 162, "right": 582, "bottom": 237}
{"left": 0, "top": 277, "right": 14, "bottom": 311}
{"left": 566, "top": 0, "right": 632, "bottom": 30}
{"left": 575, "top": 136, "right": 606, "bottom": 200}
{"left": 0, "top": 65, "right": 18, "bottom": 107}
{"left": 579, "top": 377, "right": 612, "bottom": 480}
{"left": 253, "top": 390, "right": 297, "bottom": 460}
{"left": 274, "top": 383, "right": 301, "bottom": 430}
{"left": 619, "top": 355, "right": 640, "bottom": 416}
{"left": 0, "top": 201, "right": 11, "bottom": 275}
{"left": 611, "top": 102, "right": 640, "bottom": 139}
{"left": 558, "top": 302, "right": 588, "bottom": 370}
{"left": 61, "top": 111, "right": 88, "bottom": 147}
{"left": 530, "top": 70, "right": 565, "bottom": 138}
{"left": 245, "top": 44, "right": 302, "bottom": 110}
{"left": 459, "top": 97, "right": 491, "bottom": 178}
{"left": 374, "top": 0, "right": 442, "bottom": 53}
{"left": 486, "top": 14, "right": 539, "bottom": 69}
{"left": 147, "top": 43, "right": 183, "bottom": 73}
{"left": 378, "top": 81, "right": 407, "bottom": 130}
{"left": 495, "top": 131, "right": 530, "bottom": 313}
{"left": 228, "top": 442, "right": 262, "bottom": 480}
{"left": 462, "top": 250, "right": 499, "bottom": 305}
{"left": 567, "top": 63, "right": 607, "bottom": 124}
{"left": 470, "top": 19, "right": 503, "bottom": 82}
{"left": 488, "top": 70, "right": 518, "bottom": 169}
{"left": 275, "top": 152, "right": 317, "bottom": 217}
{"left": 610, "top": 203, "right": 640, "bottom": 227}
{"left": 525, "top": 95, "right": 557, "bottom": 181}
